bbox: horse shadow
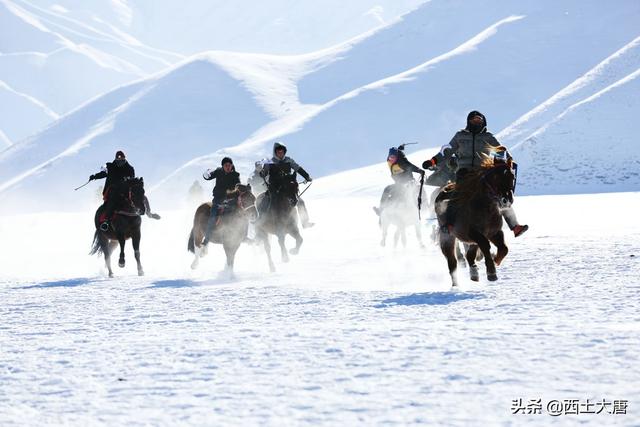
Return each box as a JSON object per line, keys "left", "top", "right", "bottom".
{"left": 19, "top": 277, "right": 96, "bottom": 289}
{"left": 375, "top": 291, "right": 483, "bottom": 307}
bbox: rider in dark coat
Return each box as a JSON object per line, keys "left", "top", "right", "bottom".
{"left": 423, "top": 110, "right": 528, "bottom": 237}
{"left": 202, "top": 157, "right": 241, "bottom": 245}
{"left": 377, "top": 145, "right": 425, "bottom": 212}
{"left": 90, "top": 150, "right": 135, "bottom": 231}
{"left": 260, "top": 142, "right": 314, "bottom": 228}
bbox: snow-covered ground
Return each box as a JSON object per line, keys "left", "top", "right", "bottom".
{"left": 1, "top": 190, "right": 639, "bottom": 424}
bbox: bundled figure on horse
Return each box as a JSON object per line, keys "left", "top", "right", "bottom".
{"left": 374, "top": 144, "right": 427, "bottom": 248}
{"left": 424, "top": 111, "right": 528, "bottom": 286}
{"left": 89, "top": 151, "right": 160, "bottom": 277}
{"left": 254, "top": 142, "right": 313, "bottom": 272}
{"left": 188, "top": 157, "right": 257, "bottom": 274}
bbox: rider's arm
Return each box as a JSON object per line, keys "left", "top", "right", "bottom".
{"left": 91, "top": 166, "right": 108, "bottom": 180}
{"left": 287, "top": 158, "right": 311, "bottom": 180}
{"left": 203, "top": 168, "right": 220, "bottom": 181}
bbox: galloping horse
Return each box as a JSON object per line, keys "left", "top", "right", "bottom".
{"left": 374, "top": 181, "right": 427, "bottom": 248}
{"left": 254, "top": 178, "right": 303, "bottom": 272}
{"left": 188, "top": 184, "right": 257, "bottom": 273}
{"left": 90, "top": 177, "right": 148, "bottom": 277}
{"left": 435, "top": 160, "right": 515, "bottom": 286}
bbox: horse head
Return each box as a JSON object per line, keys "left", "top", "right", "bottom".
{"left": 235, "top": 183, "right": 257, "bottom": 221}
{"left": 482, "top": 163, "right": 515, "bottom": 208}
{"left": 116, "top": 177, "right": 146, "bottom": 215}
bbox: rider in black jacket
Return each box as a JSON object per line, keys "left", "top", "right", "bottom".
{"left": 90, "top": 150, "right": 135, "bottom": 231}
{"left": 202, "top": 157, "right": 241, "bottom": 245}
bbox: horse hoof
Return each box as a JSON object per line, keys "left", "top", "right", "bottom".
{"left": 487, "top": 273, "right": 498, "bottom": 281}
{"left": 469, "top": 267, "right": 479, "bottom": 282}
{"left": 138, "top": 270, "right": 144, "bottom": 276}
{"left": 289, "top": 248, "right": 300, "bottom": 255}
{"left": 191, "top": 260, "right": 199, "bottom": 270}
{"left": 119, "top": 261, "right": 125, "bottom": 268}
{"left": 269, "top": 264, "right": 276, "bottom": 273}
{"left": 108, "top": 272, "right": 114, "bottom": 278}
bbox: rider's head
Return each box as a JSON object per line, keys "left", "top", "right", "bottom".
{"left": 221, "top": 157, "right": 234, "bottom": 173}
{"left": 387, "top": 147, "right": 399, "bottom": 164}
{"left": 273, "top": 142, "right": 287, "bottom": 160}
{"left": 466, "top": 110, "right": 486, "bottom": 135}
{"left": 114, "top": 150, "right": 126, "bottom": 167}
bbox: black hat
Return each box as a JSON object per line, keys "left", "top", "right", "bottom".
{"left": 273, "top": 142, "right": 287, "bottom": 154}
{"left": 221, "top": 157, "right": 233, "bottom": 166}
{"left": 115, "top": 150, "right": 126, "bottom": 159}
{"left": 466, "top": 110, "right": 486, "bottom": 126}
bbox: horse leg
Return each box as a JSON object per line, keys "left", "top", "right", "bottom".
{"left": 260, "top": 233, "right": 276, "bottom": 272}
{"left": 117, "top": 236, "right": 126, "bottom": 268}
{"left": 105, "top": 240, "right": 117, "bottom": 278}
{"left": 132, "top": 228, "right": 144, "bottom": 276}
{"left": 415, "top": 222, "right": 425, "bottom": 249}
{"left": 380, "top": 219, "right": 388, "bottom": 247}
{"left": 288, "top": 227, "right": 303, "bottom": 255}
{"left": 456, "top": 242, "right": 467, "bottom": 268}
{"left": 465, "top": 244, "right": 480, "bottom": 282}
{"left": 440, "top": 235, "right": 458, "bottom": 287}
{"left": 469, "top": 229, "right": 497, "bottom": 281}
{"left": 278, "top": 234, "right": 289, "bottom": 263}
{"left": 223, "top": 240, "right": 239, "bottom": 277}
{"left": 489, "top": 231, "right": 508, "bottom": 266}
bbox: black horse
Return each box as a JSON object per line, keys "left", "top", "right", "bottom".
{"left": 254, "top": 178, "right": 303, "bottom": 272}
{"left": 90, "top": 177, "right": 154, "bottom": 277}
{"left": 435, "top": 161, "right": 515, "bottom": 286}
{"left": 187, "top": 184, "right": 257, "bottom": 275}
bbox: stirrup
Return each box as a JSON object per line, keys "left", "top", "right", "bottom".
{"left": 99, "top": 221, "right": 110, "bottom": 232}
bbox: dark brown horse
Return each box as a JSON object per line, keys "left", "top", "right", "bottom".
{"left": 254, "top": 178, "right": 303, "bottom": 272}
{"left": 90, "top": 177, "right": 148, "bottom": 277}
{"left": 435, "top": 161, "right": 515, "bottom": 286}
{"left": 188, "top": 184, "right": 257, "bottom": 274}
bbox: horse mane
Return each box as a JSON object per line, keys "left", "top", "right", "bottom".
{"left": 449, "top": 158, "right": 502, "bottom": 204}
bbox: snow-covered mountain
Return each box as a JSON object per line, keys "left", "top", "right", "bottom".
{"left": 0, "top": 0, "right": 639, "bottom": 214}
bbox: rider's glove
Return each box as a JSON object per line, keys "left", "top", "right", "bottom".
{"left": 89, "top": 174, "right": 95, "bottom": 181}
{"left": 422, "top": 159, "right": 436, "bottom": 170}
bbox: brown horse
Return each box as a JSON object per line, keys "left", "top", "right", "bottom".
{"left": 90, "top": 177, "right": 148, "bottom": 277}
{"left": 435, "top": 160, "right": 515, "bottom": 286}
{"left": 254, "top": 178, "right": 303, "bottom": 272}
{"left": 187, "top": 184, "right": 257, "bottom": 274}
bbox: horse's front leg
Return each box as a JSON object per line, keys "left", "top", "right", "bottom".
{"left": 469, "top": 229, "right": 497, "bottom": 281}
{"left": 117, "top": 235, "right": 126, "bottom": 268}
{"left": 465, "top": 244, "right": 480, "bottom": 282}
{"left": 489, "top": 231, "right": 508, "bottom": 266}
{"left": 380, "top": 220, "right": 388, "bottom": 247}
{"left": 414, "top": 222, "right": 425, "bottom": 249}
{"left": 105, "top": 240, "right": 117, "bottom": 278}
{"left": 289, "top": 226, "right": 303, "bottom": 255}
{"left": 259, "top": 231, "right": 276, "bottom": 272}
{"left": 132, "top": 228, "right": 144, "bottom": 276}
{"left": 278, "top": 233, "right": 289, "bottom": 263}
{"left": 223, "top": 240, "right": 240, "bottom": 275}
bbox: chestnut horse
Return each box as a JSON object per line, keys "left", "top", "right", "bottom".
{"left": 435, "top": 161, "right": 515, "bottom": 286}
{"left": 188, "top": 184, "right": 257, "bottom": 274}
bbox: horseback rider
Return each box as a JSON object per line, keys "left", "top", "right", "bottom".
{"left": 377, "top": 144, "right": 425, "bottom": 212}
{"left": 260, "top": 142, "right": 314, "bottom": 228}
{"left": 248, "top": 160, "right": 268, "bottom": 195}
{"left": 422, "top": 110, "right": 528, "bottom": 237}
{"left": 202, "top": 157, "right": 241, "bottom": 246}
{"left": 90, "top": 150, "right": 136, "bottom": 231}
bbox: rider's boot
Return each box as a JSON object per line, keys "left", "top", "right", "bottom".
{"left": 512, "top": 224, "right": 529, "bottom": 237}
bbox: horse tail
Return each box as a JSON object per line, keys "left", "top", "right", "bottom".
{"left": 188, "top": 229, "right": 195, "bottom": 253}
{"left": 90, "top": 230, "right": 104, "bottom": 256}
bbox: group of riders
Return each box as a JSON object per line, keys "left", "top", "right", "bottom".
{"left": 88, "top": 109, "right": 527, "bottom": 244}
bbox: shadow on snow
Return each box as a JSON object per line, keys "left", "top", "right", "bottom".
{"left": 375, "top": 291, "right": 483, "bottom": 307}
